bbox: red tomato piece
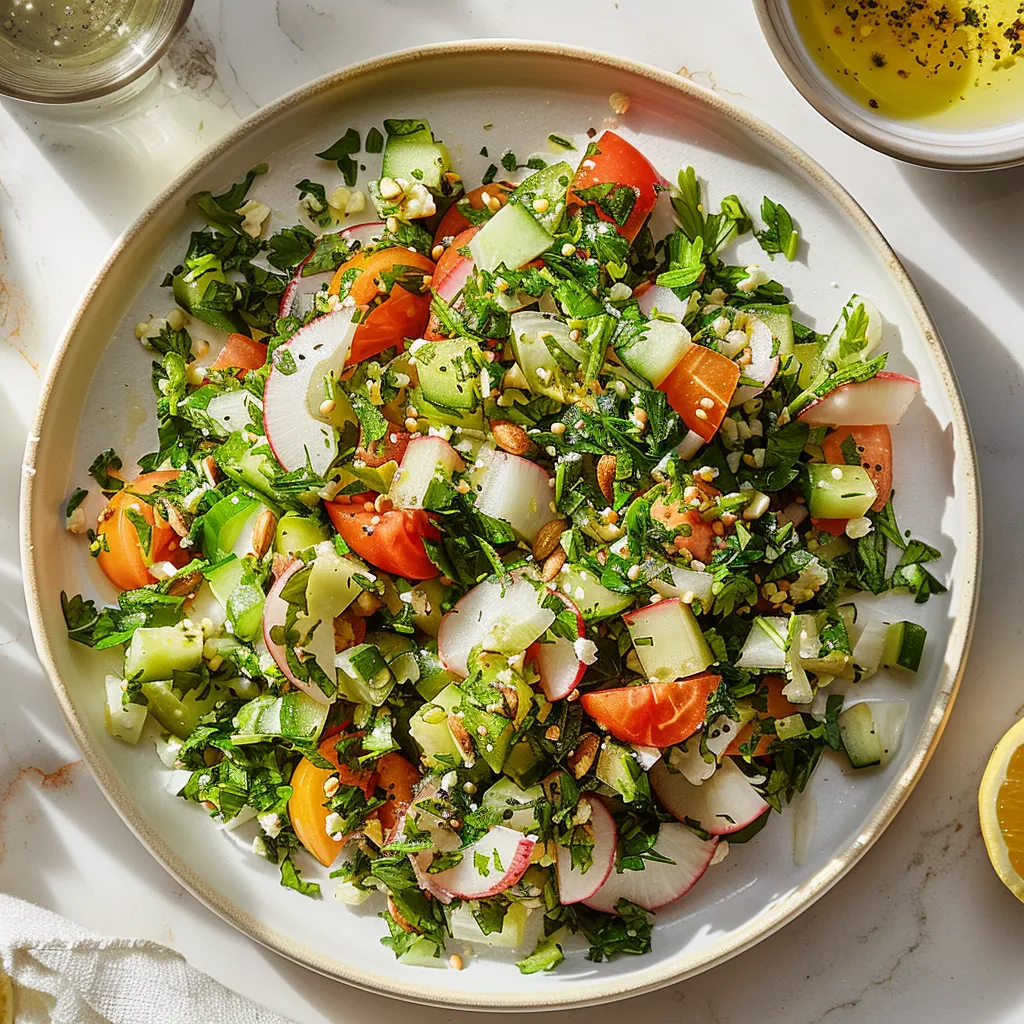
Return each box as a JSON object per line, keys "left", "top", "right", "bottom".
{"left": 209, "top": 333, "right": 267, "bottom": 375}
{"left": 724, "top": 675, "right": 795, "bottom": 757}
{"left": 659, "top": 346, "right": 740, "bottom": 442}
{"left": 810, "top": 518, "right": 848, "bottom": 537}
{"left": 433, "top": 183, "right": 511, "bottom": 244}
{"left": 822, "top": 424, "right": 892, "bottom": 513}
{"left": 580, "top": 673, "right": 720, "bottom": 747}
{"left": 356, "top": 430, "right": 410, "bottom": 468}
{"left": 568, "top": 130, "right": 667, "bottom": 242}
{"left": 96, "top": 471, "right": 190, "bottom": 592}
{"left": 327, "top": 247, "right": 435, "bottom": 362}
{"left": 325, "top": 501, "right": 440, "bottom": 580}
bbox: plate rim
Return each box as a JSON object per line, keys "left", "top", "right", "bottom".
{"left": 19, "top": 38, "right": 981, "bottom": 1011}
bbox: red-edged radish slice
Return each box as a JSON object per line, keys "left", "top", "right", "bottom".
{"left": 731, "top": 312, "right": 779, "bottom": 406}
{"left": 263, "top": 308, "right": 358, "bottom": 475}
{"left": 798, "top": 372, "right": 920, "bottom": 426}
{"left": 650, "top": 757, "right": 769, "bottom": 836}
{"left": 279, "top": 222, "right": 386, "bottom": 318}
{"left": 557, "top": 794, "right": 617, "bottom": 904}
{"left": 636, "top": 284, "right": 689, "bottom": 322}
{"left": 426, "top": 826, "right": 536, "bottom": 899}
{"left": 262, "top": 559, "right": 324, "bottom": 702}
{"left": 390, "top": 779, "right": 459, "bottom": 904}
{"left": 473, "top": 448, "right": 559, "bottom": 544}
{"left": 435, "top": 251, "right": 474, "bottom": 302}
{"left": 437, "top": 572, "right": 555, "bottom": 677}
{"left": 537, "top": 592, "right": 588, "bottom": 701}
{"left": 584, "top": 822, "right": 718, "bottom": 913}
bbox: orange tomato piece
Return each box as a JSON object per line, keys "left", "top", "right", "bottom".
{"left": 209, "top": 333, "right": 267, "bottom": 375}
{"left": 327, "top": 247, "right": 435, "bottom": 363}
{"left": 659, "top": 346, "right": 740, "bottom": 442}
{"left": 580, "top": 673, "right": 719, "bottom": 747}
{"left": 374, "top": 752, "right": 421, "bottom": 835}
{"left": 96, "top": 471, "right": 189, "bottom": 592}
{"left": 821, "top": 424, "right": 893, "bottom": 513}
{"left": 288, "top": 736, "right": 376, "bottom": 868}
{"left": 724, "top": 674, "right": 795, "bottom": 756}
{"left": 650, "top": 493, "right": 718, "bottom": 563}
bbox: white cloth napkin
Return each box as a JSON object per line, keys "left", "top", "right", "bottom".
{"left": 0, "top": 894, "right": 295, "bottom": 1024}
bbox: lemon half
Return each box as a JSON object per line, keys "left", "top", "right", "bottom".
{"left": 979, "top": 716, "right": 1024, "bottom": 901}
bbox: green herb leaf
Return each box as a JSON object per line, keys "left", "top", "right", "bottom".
{"left": 755, "top": 196, "right": 799, "bottom": 261}
{"left": 316, "top": 128, "right": 361, "bottom": 187}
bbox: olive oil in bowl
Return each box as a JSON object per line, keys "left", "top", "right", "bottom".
{"left": 791, "top": 0, "right": 1024, "bottom": 128}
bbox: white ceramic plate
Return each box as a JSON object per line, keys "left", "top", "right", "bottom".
{"left": 21, "top": 41, "right": 979, "bottom": 1011}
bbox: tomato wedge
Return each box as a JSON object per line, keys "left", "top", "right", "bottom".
{"left": 568, "top": 130, "right": 666, "bottom": 243}
{"left": 328, "top": 247, "right": 436, "bottom": 363}
{"left": 209, "top": 333, "right": 267, "bottom": 375}
{"left": 96, "top": 471, "right": 190, "bottom": 592}
{"left": 374, "top": 752, "right": 421, "bottom": 834}
{"left": 822, "top": 425, "right": 892, "bottom": 513}
{"left": 724, "top": 675, "right": 795, "bottom": 757}
{"left": 289, "top": 736, "right": 376, "bottom": 868}
{"left": 356, "top": 429, "right": 410, "bottom": 468}
{"left": 659, "top": 345, "right": 740, "bottom": 442}
{"left": 580, "top": 673, "right": 719, "bottom": 747}
{"left": 325, "top": 500, "right": 440, "bottom": 580}
{"left": 433, "top": 183, "right": 511, "bottom": 244}
{"left": 650, "top": 492, "right": 718, "bottom": 563}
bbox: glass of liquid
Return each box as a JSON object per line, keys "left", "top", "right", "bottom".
{"left": 0, "top": 0, "right": 193, "bottom": 103}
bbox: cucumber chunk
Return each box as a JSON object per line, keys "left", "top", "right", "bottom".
{"left": 507, "top": 161, "right": 574, "bottom": 232}
{"left": 481, "top": 777, "right": 543, "bottom": 832}
{"left": 596, "top": 738, "right": 647, "bottom": 803}
{"left": 805, "top": 463, "right": 877, "bottom": 520}
{"left": 793, "top": 341, "right": 821, "bottom": 388}
{"left": 125, "top": 623, "right": 203, "bottom": 683}
{"left": 881, "top": 620, "right": 926, "bottom": 672}
{"left": 469, "top": 202, "right": 554, "bottom": 273}
{"left": 839, "top": 700, "right": 908, "bottom": 769}
{"left": 274, "top": 513, "right": 330, "bottom": 555}
{"left": 141, "top": 679, "right": 226, "bottom": 739}
{"left": 202, "top": 492, "right": 267, "bottom": 563}
{"left": 744, "top": 302, "right": 794, "bottom": 356}
{"left": 414, "top": 338, "right": 483, "bottom": 412}
{"left": 232, "top": 691, "right": 329, "bottom": 744}
{"left": 509, "top": 311, "right": 584, "bottom": 401}
{"left": 104, "top": 674, "right": 146, "bottom": 744}
{"left": 556, "top": 563, "right": 634, "bottom": 621}
{"left": 449, "top": 901, "right": 529, "bottom": 948}
{"left": 616, "top": 319, "right": 692, "bottom": 387}
{"left": 335, "top": 643, "right": 395, "bottom": 706}
{"left": 380, "top": 118, "right": 452, "bottom": 191}
{"left": 204, "top": 555, "right": 264, "bottom": 642}
{"left": 503, "top": 738, "right": 548, "bottom": 788}
{"left": 409, "top": 682, "right": 465, "bottom": 767}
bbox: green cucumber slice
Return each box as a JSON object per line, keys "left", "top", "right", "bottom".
{"left": 125, "top": 623, "right": 203, "bottom": 683}
{"left": 744, "top": 302, "right": 794, "bottom": 356}
{"left": 203, "top": 555, "right": 264, "bottom": 642}
{"left": 616, "top": 319, "right": 692, "bottom": 387}
{"left": 805, "top": 463, "right": 877, "bottom": 519}
{"left": 881, "top": 620, "right": 926, "bottom": 672}
{"left": 380, "top": 118, "right": 452, "bottom": 191}
{"left": 507, "top": 161, "right": 573, "bottom": 232}
{"left": 414, "top": 338, "right": 483, "bottom": 412}
{"left": 232, "top": 691, "right": 329, "bottom": 744}
{"left": 469, "top": 201, "right": 553, "bottom": 273}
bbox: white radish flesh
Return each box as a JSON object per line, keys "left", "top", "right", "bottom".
{"left": 798, "top": 372, "right": 920, "bottom": 426}
{"left": 263, "top": 309, "right": 358, "bottom": 475}
{"left": 437, "top": 572, "right": 555, "bottom": 677}
{"left": 427, "top": 826, "right": 536, "bottom": 899}
{"left": 537, "top": 592, "right": 587, "bottom": 700}
{"left": 650, "top": 757, "right": 769, "bottom": 836}
{"left": 736, "top": 617, "right": 789, "bottom": 670}
{"left": 473, "top": 448, "right": 558, "bottom": 544}
{"left": 636, "top": 284, "right": 689, "bottom": 322}
{"left": 584, "top": 822, "right": 718, "bottom": 913}
{"left": 557, "top": 795, "right": 617, "bottom": 904}
{"left": 731, "top": 312, "right": 779, "bottom": 405}
{"left": 647, "top": 563, "right": 716, "bottom": 605}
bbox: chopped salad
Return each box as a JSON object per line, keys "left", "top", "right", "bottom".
{"left": 61, "top": 115, "right": 946, "bottom": 972}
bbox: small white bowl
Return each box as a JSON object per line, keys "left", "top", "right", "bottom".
{"left": 755, "top": 0, "right": 1024, "bottom": 170}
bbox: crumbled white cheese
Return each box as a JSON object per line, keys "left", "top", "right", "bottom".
{"left": 258, "top": 813, "right": 282, "bottom": 838}
{"left": 65, "top": 506, "right": 87, "bottom": 534}
{"left": 573, "top": 637, "right": 598, "bottom": 666}
{"left": 845, "top": 516, "right": 873, "bottom": 539}
{"left": 236, "top": 199, "right": 271, "bottom": 238}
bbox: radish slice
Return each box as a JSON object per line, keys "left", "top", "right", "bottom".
{"left": 389, "top": 779, "right": 458, "bottom": 904}
{"left": 731, "top": 312, "right": 779, "bottom": 405}
{"left": 675, "top": 429, "right": 705, "bottom": 461}
{"left": 584, "top": 822, "right": 717, "bottom": 913}
{"left": 435, "top": 253, "right": 474, "bottom": 302}
{"left": 557, "top": 794, "right": 617, "bottom": 904}
{"left": 646, "top": 562, "right": 715, "bottom": 605}
{"left": 636, "top": 285, "right": 689, "bottom": 322}
{"left": 387, "top": 435, "right": 464, "bottom": 509}
{"left": 780, "top": 500, "right": 809, "bottom": 528}
{"left": 261, "top": 560, "right": 334, "bottom": 703}
{"left": 426, "top": 826, "right": 536, "bottom": 899}
{"left": 263, "top": 309, "right": 358, "bottom": 475}
{"left": 473, "top": 447, "right": 559, "bottom": 544}
{"left": 797, "top": 371, "right": 920, "bottom": 426}
{"left": 537, "top": 592, "right": 587, "bottom": 701}
{"left": 650, "top": 757, "right": 769, "bottom": 836}
{"left": 437, "top": 572, "right": 555, "bottom": 677}
{"left": 278, "top": 221, "right": 385, "bottom": 318}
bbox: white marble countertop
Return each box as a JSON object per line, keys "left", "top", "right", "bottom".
{"left": 2, "top": 1, "right": 1023, "bottom": 1021}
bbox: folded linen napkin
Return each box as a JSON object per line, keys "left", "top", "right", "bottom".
{"left": 0, "top": 894, "right": 294, "bottom": 1024}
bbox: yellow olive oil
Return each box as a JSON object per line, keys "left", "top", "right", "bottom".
{"left": 791, "top": 0, "right": 1024, "bottom": 127}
